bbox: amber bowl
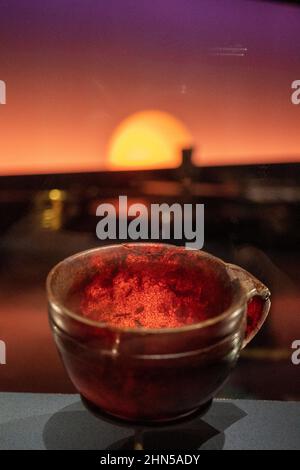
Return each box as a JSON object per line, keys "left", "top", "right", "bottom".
{"left": 47, "top": 243, "right": 270, "bottom": 424}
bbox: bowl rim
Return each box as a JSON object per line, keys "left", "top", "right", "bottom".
{"left": 46, "top": 242, "right": 246, "bottom": 335}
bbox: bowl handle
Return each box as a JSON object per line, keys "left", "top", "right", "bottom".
{"left": 226, "top": 263, "right": 271, "bottom": 348}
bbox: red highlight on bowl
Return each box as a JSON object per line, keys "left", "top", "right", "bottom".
{"left": 47, "top": 243, "right": 270, "bottom": 423}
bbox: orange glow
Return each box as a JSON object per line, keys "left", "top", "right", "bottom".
{"left": 107, "top": 110, "right": 193, "bottom": 170}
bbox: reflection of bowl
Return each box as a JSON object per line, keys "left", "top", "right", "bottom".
{"left": 47, "top": 243, "right": 270, "bottom": 424}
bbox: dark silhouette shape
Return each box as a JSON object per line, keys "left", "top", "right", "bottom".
{"left": 43, "top": 400, "right": 247, "bottom": 450}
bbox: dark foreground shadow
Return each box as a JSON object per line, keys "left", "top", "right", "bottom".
{"left": 43, "top": 401, "right": 247, "bottom": 450}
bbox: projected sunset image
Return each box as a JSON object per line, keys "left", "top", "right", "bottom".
{"left": 108, "top": 110, "right": 193, "bottom": 170}
{"left": 0, "top": 0, "right": 300, "bottom": 175}
{"left": 2, "top": 1, "right": 300, "bottom": 445}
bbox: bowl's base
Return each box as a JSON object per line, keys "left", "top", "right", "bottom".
{"left": 81, "top": 395, "right": 212, "bottom": 430}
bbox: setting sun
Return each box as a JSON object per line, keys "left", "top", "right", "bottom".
{"left": 107, "top": 110, "right": 193, "bottom": 170}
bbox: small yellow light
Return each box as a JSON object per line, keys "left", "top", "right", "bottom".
{"left": 49, "top": 189, "right": 63, "bottom": 201}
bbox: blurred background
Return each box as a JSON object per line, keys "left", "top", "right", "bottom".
{"left": 0, "top": 0, "right": 300, "bottom": 400}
